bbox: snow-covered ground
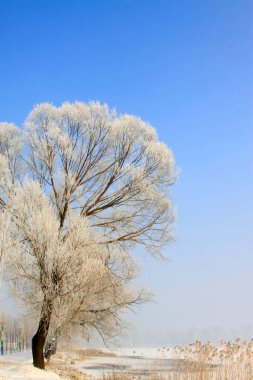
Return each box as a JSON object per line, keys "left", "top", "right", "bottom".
{"left": 74, "top": 347, "right": 177, "bottom": 378}
{"left": 0, "top": 347, "right": 178, "bottom": 379}
{"left": 0, "top": 352, "right": 60, "bottom": 380}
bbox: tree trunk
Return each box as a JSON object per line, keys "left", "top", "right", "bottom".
{"left": 51, "top": 327, "right": 61, "bottom": 355}
{"left": 51, "top": 338, "right": 57, "bottom": 355}
{"left": 32, "top": 299, "right": 53, "bottom": 369}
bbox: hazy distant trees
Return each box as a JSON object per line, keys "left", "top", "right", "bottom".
{"left": 0, "top": 102, "right": 176, "bottom": 369}
{"left": 0, "top": 311, "right": 35, "bottom": 353}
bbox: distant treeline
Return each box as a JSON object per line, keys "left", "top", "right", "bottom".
{"left": 0, "top": 311, "right": 34, "bottom": 354}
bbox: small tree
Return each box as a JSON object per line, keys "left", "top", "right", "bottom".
{"left": 0, "top": 102, "right": 176, "bottom": 369}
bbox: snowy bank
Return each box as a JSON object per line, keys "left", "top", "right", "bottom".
{"left": 0, "top": 352, "right": 60, "bottom": 380}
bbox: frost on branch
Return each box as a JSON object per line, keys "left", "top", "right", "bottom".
{"left": 0, "top": 102, "right": 177, "bottom": 368}
{"left": 5, "top": 180, "right": 149, "bottom": 342}
{"left": 0, "top": 122, "right": 23, "bottom": 184}
{"left": 0, "top": 122, "right": 23, "bottom": 265}
{"left": 25, "top": 101, "right": 177, "bottom": 254}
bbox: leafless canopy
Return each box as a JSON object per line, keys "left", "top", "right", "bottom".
{"left": 24, "top": 102, "right": 176, "bottom": 253}
{"left": 0, "top": 102, "right": 177, "bottom": 365}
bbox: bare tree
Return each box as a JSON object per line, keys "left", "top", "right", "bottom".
{"left": 0, "top": 102, "right": 177, "bottom": 369}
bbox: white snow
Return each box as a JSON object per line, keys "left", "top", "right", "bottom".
{"left": 0, "top": 347, "right": 177, "bottom": 379}
{"left": 74, "top": 346, "right": 176, "bottom": 378}
{"left": 0, "top": 352, "right": 60, "bottom": 380}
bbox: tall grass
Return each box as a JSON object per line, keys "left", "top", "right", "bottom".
{"left": 99, "top": 338, "right": 253, "bottom": 380}
{"left": 172, "top": 338, "right": 253, "bottom": 379}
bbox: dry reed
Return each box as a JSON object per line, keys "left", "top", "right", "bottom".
{"left": 97, "top": 338, "right": 253, "bottom": 380}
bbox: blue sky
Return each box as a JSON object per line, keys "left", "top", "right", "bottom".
{"left": 0, "top": 0, "right": 252, "bottom": 344}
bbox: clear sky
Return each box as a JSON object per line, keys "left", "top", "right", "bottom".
{"left": 0, "top": 0, "right": 252, "bottom": 345}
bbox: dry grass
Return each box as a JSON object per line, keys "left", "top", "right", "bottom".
{"left": 46, "top": 348, "right": 115, "bottom": 379}
{"left": 46, "top": 351, "right": 87, "bottom": 379}
{"left": 98, "top": 373, "right": 171, "bottom": 380}
{"left": 97, "top": 339, "right": 253, "bottom": 380}
{"left": 47, "top": 339, "right": 253, "bottom": 379}
{"left": 46, "top": 359, "right": 87, "bottom": 380}
{"left": 170, "top": 338, "right": 253, "bottom": 379}
{"left": 99, "top": 374, "right": 132, "bottom": 380}
{"left": 73, "top": 348, "right": 116, "bottom": 359}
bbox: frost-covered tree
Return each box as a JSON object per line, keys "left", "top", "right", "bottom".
{"left": 0, "top": 122, "right": 22, "bottom": 264}
{"left": 3, "top": 180, "right": 147, "bottom": 367}
{"left": 0, "top": 122, "right": 22, "bottom": 203}
{"left": 0, "top": 102, "right": 177, "bottom": 369}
